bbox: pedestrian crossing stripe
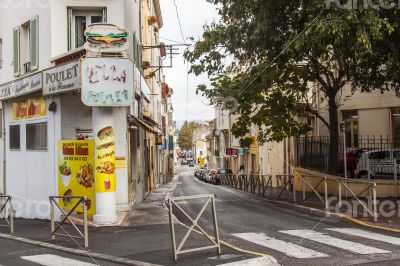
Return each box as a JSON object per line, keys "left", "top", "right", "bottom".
{"left": 217, "top": 256, "right": 280, "bottom": 266}
{"left": 233, "top": 232, "right": 329, "bottom": 259}
{"left": 21, "top": 254, "right": 97, "bottom": 266}
{"left": 280, "top": 229, "right": 389, "bottom": 254}
{"left": 327, "top": 227, "right": 400, "bottom": 246}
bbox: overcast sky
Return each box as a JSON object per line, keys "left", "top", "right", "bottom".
{"left": 159, "top": 0, "right": 218, "bottom": 128}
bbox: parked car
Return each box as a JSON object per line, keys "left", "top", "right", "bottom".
{"left": 189, "top": 161, "right": 195, "bottom": 167}
{"left": 338, "top": 149, "right": 368, "bottom": 178}
{"left": 205, "top": 170, "right": 217, "bottom": 183}
{"left": 355, "top": 149, "right": 400, "bottom": 179}
{"left": 213, "top": 169, "right": 233, "bottom": 184}
{"left": 200, "top": 169, "right": 209, "bottom": 181}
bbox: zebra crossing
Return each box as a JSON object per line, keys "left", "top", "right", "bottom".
{"left": 233, "top": 227, "right": 400, "bottom": 262}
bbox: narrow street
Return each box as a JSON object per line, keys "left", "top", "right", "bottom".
{"left": 171, "top": 166, "right": 400, "bottom": 266}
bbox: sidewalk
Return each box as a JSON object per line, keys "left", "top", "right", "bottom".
{"left": 0, "top": 176, "right": 247, "bottom": 266}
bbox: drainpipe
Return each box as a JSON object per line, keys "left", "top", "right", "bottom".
{"left": 2, "top": 101, "right": 5, "bottom": 194}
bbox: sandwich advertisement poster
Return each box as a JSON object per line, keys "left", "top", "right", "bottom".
{"left": 58, "top": 140, "right": 96, "bottom": 215}
{"left": 95, "top": 126, "right": 116, "bottom": 193}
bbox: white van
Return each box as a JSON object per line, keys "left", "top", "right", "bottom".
{"left": 355, "top": 149, "right": 400, "bottom": 179}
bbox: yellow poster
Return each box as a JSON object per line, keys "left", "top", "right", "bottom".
{"left": 95, "top": 126, "right": 116, "bottom": 192}
{"left": 13, "top": 97, "right": 46, "bottom": 120}
{"left": 58, "top": 140, "right": 96, "bottom": 215}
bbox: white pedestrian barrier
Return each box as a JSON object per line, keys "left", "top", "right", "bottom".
{"left": 168, "top": 194, "right": 221, "bottom": 261}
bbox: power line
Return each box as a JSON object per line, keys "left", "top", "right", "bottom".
{"left": 173, "top": 0, "right": 186, "bottom": 45}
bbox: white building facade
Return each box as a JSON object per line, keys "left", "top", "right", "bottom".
{"left": 0, "top": 0, "right": 171, "bottom": 222}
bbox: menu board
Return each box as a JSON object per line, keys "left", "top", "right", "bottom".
{"left": 12, "top": 97, "right": 46, "bottom": 120}
{"left": 58, "top": 140, "right": 96, "bottom": 215}
{"left": 94, "top": 126, "right": 116, "bottom": 192}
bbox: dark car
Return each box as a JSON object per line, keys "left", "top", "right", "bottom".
{"left": 338, "top": 149, "right": 368, "bottom": 178}
{"left": 189, "top": 161, "right": 195, "bottom": 167}
{"left": 213, "top": 169, "right": 233, "bottom": 184}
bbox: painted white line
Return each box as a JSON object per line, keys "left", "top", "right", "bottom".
{"left": 233, "top": 233, "right": 328, "bottom": 259}
{"left": 21, "top": 254, "right": 96, "bottom": 266}
{"left": 327, "top": 227, "right": 400, "bottom": 246}
{"left": 280, "top": 230, "right": 390, "bottom": 254}
{"left": 217, "top": 256, "right": 280, "bottom": 266}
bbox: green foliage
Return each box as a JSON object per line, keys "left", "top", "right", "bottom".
{"left": 178, "top": 121, "right": 200, "bottom": 150}
{"left": 185, "top": 0, "right": 400, "bottom": 169}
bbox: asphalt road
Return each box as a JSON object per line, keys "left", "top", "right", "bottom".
{"left": 3, "top": 166, "right": 400, "bottom": 266}
{"left": 171, "top": 166, "right": 400, "bottom": 266}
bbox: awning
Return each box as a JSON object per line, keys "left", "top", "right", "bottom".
{"left": 127, "top": 115, "right": 157, "bottom": 134}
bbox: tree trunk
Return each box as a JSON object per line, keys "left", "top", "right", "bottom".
{"left": 328, "top": 95, "right": 339, "bottom": 172}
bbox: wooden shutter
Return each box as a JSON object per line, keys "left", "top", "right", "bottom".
{"left": 67, "top": 8, "right": 72, "bottom": 50}
{"left": 102, "top": 8, "right": 107, "bottom": 22}
{"left": 13, "top": 26, "right": 20, "bottom": 76}
{"left": 30, "top": 15, "right": 39, "bottom": 71}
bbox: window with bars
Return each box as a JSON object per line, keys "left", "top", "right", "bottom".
{"left": 10, "top": 125, "right": 20, "bottom": 150}
{"left": 26, "top": 122, "right": 47, "bottom": 151}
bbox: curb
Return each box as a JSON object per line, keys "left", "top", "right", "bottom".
{"left": 0, "top": 232, "right": 162, "bottom": 266}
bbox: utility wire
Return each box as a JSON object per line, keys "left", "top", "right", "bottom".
{"left": 173, "top": 0, "right": 187, "bottom": 45}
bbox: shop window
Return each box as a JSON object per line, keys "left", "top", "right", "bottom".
{"left": 67, "top": 7, "right": 107, "bottom": 51}
{"left": 26, "top": 122, "right": 47, "bottom": 150}
{"left": 10, "top": 125, "right": 20, "bottom": 150}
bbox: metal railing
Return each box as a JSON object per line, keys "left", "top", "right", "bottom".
{"left": 275, "top": 174, "right": 296, "bottom": 202}
{"left": 0, "top": 195, "right": 14, "bottom": 233}
{"left": 167, "top": 194, "right": 221, "bottom": 261}
{"left": 49, "top": 196, "right": 89, "bottom": 248}
{"left": 300, "top": 175, "right": 329, "bottom": 211}
{"left": 337, "top": 178, "right": 377, "bottom": 221}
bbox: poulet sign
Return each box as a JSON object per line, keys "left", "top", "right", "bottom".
{"left": 43, "top": 61, "right": 80, "bottom": 95}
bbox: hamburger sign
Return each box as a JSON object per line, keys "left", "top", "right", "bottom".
{"left": 84, "top": 23, "right": 129, "bottom": 53}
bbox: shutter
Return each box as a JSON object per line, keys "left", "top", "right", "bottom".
{"left": 67, "top": 8, "right": 72, "bottom": 50}
{"left": 13, "top": 26, "right": 20, "bottom": 76}
{"left": 102, "top": 8, "right": 107, "bottom": 22}
{"left": 30, "top": 15, "right": 39, "bottom": 71}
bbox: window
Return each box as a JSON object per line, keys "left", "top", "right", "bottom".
{"left": 392, "top": 108, "right": 400, "bottom": 147}
{"left": 26, "top": 122, "right": 47, "bottom": 150}
{"left": 67, "top": 8, "right": 107, "bottom": 51}
{"left": 342, "top": 110, "right": 359, "bottom": 148}
{"left": 10, "top": 125, "right": 20, "bottom": 150}
{"left": 13, "top": 16, "right": 39, "bottom": 76}
{"left": 369, "top": 151, "right": 390, "bottom": 160}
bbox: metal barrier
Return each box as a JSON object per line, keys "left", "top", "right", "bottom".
{"left": 337, "top": 178, "right": 377, "bottom": 221}
{"left": 168, "top": 194, "right": 221, "bottom": 261}
{"left": 0, "top": 195, "right": 14, "bottom": 233}
{"left": 49, "top": 196, "right": 89, "bottom": 248}
{"left": 275, "top": 174, "right": 296, "bottom": 202}
{"left": 300, "top": 175, "right": 329, "bottom": 211}
{"left": 261, "top": 175, "right": 273, "bottom": 197}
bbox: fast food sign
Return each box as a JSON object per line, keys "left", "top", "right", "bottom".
{"left": 58, "top": 140, "right": 96, "bottom": 215}
{"left": 95, "top": 126, "right": 116, "bottom": 192}
{"left": 81, "top": 57, "right": 134, "bottom": 106}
